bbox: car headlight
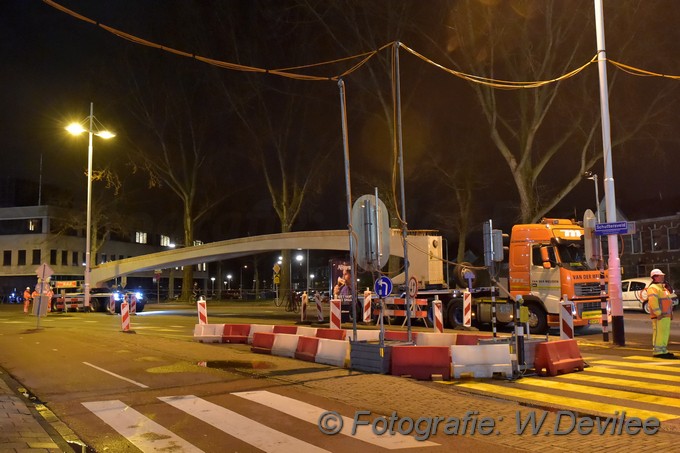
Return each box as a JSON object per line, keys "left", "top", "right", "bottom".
{"left": 114, "top": 293, "right": 122, "bottom": 301}
{"left": 135, "top": 292, "right": 143, "bottom": 300}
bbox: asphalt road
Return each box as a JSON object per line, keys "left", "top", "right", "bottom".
{"left": 0, "top": 301, "right": 678, "bottom": 452}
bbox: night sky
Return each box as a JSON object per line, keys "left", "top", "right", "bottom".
{"left": 3, "top": 1, "right": 680, "bottom": 248}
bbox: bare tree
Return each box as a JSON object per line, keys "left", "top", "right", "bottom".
{"left": 122, "top": 54, "right": 237, "bottom": 301}
{"left": 438, "top": 0, "right": 677, "bottom": 223}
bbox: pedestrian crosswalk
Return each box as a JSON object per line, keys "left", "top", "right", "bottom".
{"left": 439, "top": 355, "right": 680, "bottom": 422}
{"left": 82, "top": 390, "right": 438, "bottom": 452}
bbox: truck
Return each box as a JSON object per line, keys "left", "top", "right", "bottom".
{"left": 51, "top": 280, "right": 146, "bottom": 313}
{"left": 397, "top": 218, "right": 606, "bottom": 334}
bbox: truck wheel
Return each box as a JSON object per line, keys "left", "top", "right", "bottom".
{"left": 525, "top": 301, "right": 548, "bottom": 335}
{"left": 90, "top": 299, "right": 101, "bottom": 312}
{"left": 446, "top": 299, "right": 465, "bottom": 329}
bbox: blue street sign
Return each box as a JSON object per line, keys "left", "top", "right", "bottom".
{"left": 374, "top": 276, "right": 393, "bottom": 298}
{"left": 595, "top": 221, "right": 629, "bottom": 236}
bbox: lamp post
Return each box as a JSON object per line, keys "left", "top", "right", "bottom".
{"left": 66, "top": 102, "right": 115, "bottom": 310}
{"left": 226, "top": 274, "right": 232, "bottom": 290}
{"left": 585, "top": 172, "right": 601, "bottom": 223}
{"left": 240, "top": 265, "right": 248, "bottom": 299}
{"left": 210, "top": 277, "right": 215, "bottom": 296}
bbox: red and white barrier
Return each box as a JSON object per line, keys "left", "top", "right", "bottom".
{"left": 330, "top": 299, "right": 341, "bottom": 329}
{"left": 129, "top": 294, "right": 137, "bottom": 315}
{"left": 560, "top": 296, "right": 574, "bottom": 340}
{"left": 315, "top": 338, "right": 349, "bottom": 367}
{"left": 432, "top": 299, "right": 443, "bottom": 333}
{"left": 109, "top": 295, "right": 115, "bottom": 314}
{"left": 463, "top": 291, "right": 472, "bottom": 327}
{"left": 197, "top": 300, "right": 208, "bottom": 325}
{"left": 120, "top": 301, "right": 130, "bottom": 332}
{"left": 363, "top": 290, "right": 372, "bottom": 323}
{"left": 416, "top": 332, "right": 456, "bottom": 346}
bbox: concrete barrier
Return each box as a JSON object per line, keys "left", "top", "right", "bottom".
{"left": 391, "top": 345, "right": 451, "bottom": 380}
{"left": 384, "top": 331, "right": 417, "bottom": 342}
{"left": 193, "top": 324, "right": 225, "bottom": 343}
{"left": 454, "top": 334, "right": 491, "bottom": 345}
{"left": 450, "top": 344, "right": 514, "bottom": 379}
{"left": 316, "top": 328, "right": 346, "bottom": 340}
{"left": 295, "top": 336, "right": 320, "bottom": 362}
{"left": 247, "top": 324, "right": 274, "bottom": 344}
{"left": 251, "top": 332, "right": 276, "bottom": 354}
{"left": 415, "top": 332, "right": 457, "bottom": 347}
{"left": 315, "top": 338, "right": 349, "bottom": 367}
{"left": 273, "top": 325, "right": 298, "bottom": 335}
{"left": 222, "top": 324, "right": 251, "bottom": 344}
{"left": 344, "top": 330, "right": 381, "bottom": 342}
{"left": 271, "top": 333, "right": 301, "bottom": 358}
{"left": 296, "top": 326, "right": 318, "bottom": 337}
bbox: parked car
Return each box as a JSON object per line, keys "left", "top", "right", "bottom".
{"left": 621, "top": 277, "right": 679, "bottom": 313}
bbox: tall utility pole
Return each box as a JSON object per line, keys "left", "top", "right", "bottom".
{"left": 594, "top": 0, "right": 624, "bottom": 346}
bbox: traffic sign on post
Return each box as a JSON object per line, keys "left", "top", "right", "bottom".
{"left": 407, "top": 276, "right": 418, "bottom": 299}
{"left": 374, "top": 276, "right": 392, "bottom": 298}
{"left": 595, "top": 221, "right": 628, "bottom": 236}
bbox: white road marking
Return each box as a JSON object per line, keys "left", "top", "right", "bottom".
{"left": 82, "top": 400, "right": 203, "bottom": 452}
{"left": 233, "top": 390, "right": 439, "bottom": 449}
{"left": 159, "top": 395, "right": 331, "bottom": 453}
{"left": 82, "top": 362, "right": 149, "bottom": 388}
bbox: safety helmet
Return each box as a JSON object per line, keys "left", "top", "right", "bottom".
{"left": 650, "top": 268, "right": 665, "bottom": 278}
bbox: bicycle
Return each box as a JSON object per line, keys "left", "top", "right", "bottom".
{"left": 284, "top": 293, "right": 300, "bottom": 313}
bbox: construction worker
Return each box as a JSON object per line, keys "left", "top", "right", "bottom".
{"left": 46, "top": 285, "right": 54, "bottom": 313}
{"left": 647, "top": 269, "right": 676, "bottom": 359}
{"left": 23, "top": 287, "right": 31, "bottom": 314}
{"left": 300, "top": 291, "right": 309, "bottom": 322}
{"left": 31, "top": 288, "right": 39, "bottom": 314}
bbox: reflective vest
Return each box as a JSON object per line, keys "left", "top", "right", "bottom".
{"left": 647, "top": 283, "right": 673, "bottom": 318}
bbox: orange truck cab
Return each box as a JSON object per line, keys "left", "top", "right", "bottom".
{"left": 509, "top": 218, "right": 605, "bottom": 333}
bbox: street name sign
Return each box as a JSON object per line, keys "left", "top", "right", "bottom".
{"left": 595, "top": 221, "right": 628, "bottom": 236}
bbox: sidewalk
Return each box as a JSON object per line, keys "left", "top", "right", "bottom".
{"left": 0, "top": 369, "right": 68, "bottom": 453}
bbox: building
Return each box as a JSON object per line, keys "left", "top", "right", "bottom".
{"left": 0, "top": 205, "right": 197, "bottom": 299}
{"left": 620, "top": 212, "right": 680, "bottom": 286}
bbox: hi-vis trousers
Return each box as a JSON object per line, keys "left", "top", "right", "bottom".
{"left": 652, "top": 316, "right": 671, "bottom": 355}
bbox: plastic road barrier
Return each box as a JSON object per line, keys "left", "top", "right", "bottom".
{"left": 463, "top": 290, "right": 472, "bottom": 327}
{"left": 450, "top": 343, "right": 514, "bottom": 379}
{"left": 432, "top": 299, "right": 443, "bottom": 333}
{"left": 120, "top": 301, "right": 130, "bottom": 332}
{"left": 560, "top": 296, "right": 574, "bottom": 340}
{"left": 330, "top": 299, "right": 342, "bottom": 329}
{"left": 363, "top": 291, "right": 372, "bottom": 323}
{"left": 197, "top": 300, "right": 208, "bottom": 325}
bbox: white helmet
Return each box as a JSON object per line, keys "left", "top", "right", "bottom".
{"left": 650, "top": 268, "right": 665, "bottom": 278}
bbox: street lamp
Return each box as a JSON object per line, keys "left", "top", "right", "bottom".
{"left": 66, "top": 102, "right": 115, "bottom": 310}
{"left": 240, "top": 265, "right": 248, "bottom": 299}
{"left": 584, "top": 171, "right": 601, "bottom": 223}
{"left": 310, "top": 273, "right": 315, "bottom": 291}
{"left": 226, "top": 274, "right": 232, "bottom": 290}
{"left": 210, "top": 277, "right": 215, "bottom": 296}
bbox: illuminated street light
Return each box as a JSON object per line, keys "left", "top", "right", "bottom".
{"left": 226, "top": 274, "right": 232, "bottom": 290}
{"left": 66, "top": 102, "right": 115, "bottom": 310}
{"left": 210, "top": 277, "right": 215, "bottom": 296}
{"left": 240, "top": 265, "right": 248, "bottom": 299}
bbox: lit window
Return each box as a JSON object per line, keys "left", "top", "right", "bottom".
{"left": 160, "top": 235, "right": 171, "bottom": 246}
{"left": 135, "top": 232, "right": 147, "bottom": 244}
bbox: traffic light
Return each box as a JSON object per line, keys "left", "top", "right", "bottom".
{"left": 483, "top": 220, "right": 509, "bottom": 266}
